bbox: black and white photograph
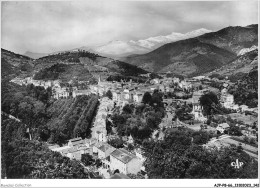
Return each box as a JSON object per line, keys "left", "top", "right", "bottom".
{"left": 1, "top": 0, "right": 259, "bottom": 187}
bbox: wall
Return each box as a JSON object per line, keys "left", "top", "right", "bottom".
{"left": 110, "top": 155, "right": 127, "bottom": 174}
{"left": 126, "top": 158, "right": 142, "bottom": 175}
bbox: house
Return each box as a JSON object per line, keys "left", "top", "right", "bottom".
{"left": 240, "top": 105, "right": 249, "bottom": 112}
{"left": 216, "top": 123, "right": 230, "bottom": 134}
{"left": 172, "top": 77, "right": 180, "bottom": 83}
{"left": 110, "top": 148, "right": 142, "bottom": 175}
{"left": 85, "top": 138, "right": 97, "bottom": 147}
{"left": 133, "top": 92, "right": 143, "bottom": 103}
{"left": 221, "top": 90, "right": 234, "bottom": 109}
{"left": 93, "top": 142, "right": 104, "bottom": 154}
{"left": 66, "top": 147, "right": 82, "bottom": 160}
{"left": 150, "top": 78, "right": 160, "bottom": 84}
{"left": 53, "top": 87, "right": 70, "bottom": 99}
{"left": 97, "top": 143, "right": 116, "bottom": 159}
{"left": 68, "top": 137, "right": 84, "bottom": 147}
{"left": 72, "top": 89, "right": 91, "bottom": 98}
{"left": 191, "top": 92, "right": 207, "bottom": 122}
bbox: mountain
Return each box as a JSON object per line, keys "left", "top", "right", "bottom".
{"left": 197, "top": 24, "right": 258, "bottom": 55}
{"left": 129, "top": 28, "right": 212, "bottom": 50}
{"left": 32, "top": 50, "right": 148, "bottom": 82}
{"left": 206, "top": 49, "right": 258, "bottom": 81}
{"left": 93, "top": 40, "right": 149, "bottom": 58}
{"left": 123, "top": 24, "right": 258, "bottom": 76}
{"left": 24, "top": 51, "right": 49, "bottom": 59}
{"left": 228, "top": 66, "right": 258, "bottom": 108}
{"left": 1, "top": 48, "right": 34, "bottom": 80}
{"left": 22, "top": 28, "right": 211, "bottom": 59}
{"left": 122, "top": 38, "right": 236, "bottom": 76}
{"left": 93, "top": 28, "right": 211, "bottom": 58}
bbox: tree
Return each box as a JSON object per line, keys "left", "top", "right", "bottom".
{"left": 122, "top": 104, "right": 133, "bottom": 114}
{"left": 108, "top": 138, "right": 124, "bottom": 148}
{"left": 81, "top": 153, "right": 95, "bottom": 166}
{"left": 127, "top": 143, "right": 134, "bottom": 151}
{"left": 192, "top": 131, "right": 210, "bottom": 145}
{"left": 143, "top": 130, "right": 258, "bottom": 179}
{"left": 105, "top": 90, "right": 113, "bottom": 100}
{"left": 199, "top": 92, "right": 219, "bottom": 116}
{"left": 237, "top": 143, "right": 243, "bottom": 153}
{"left": 142, "top": 92, "right": 152, "bottom": 104}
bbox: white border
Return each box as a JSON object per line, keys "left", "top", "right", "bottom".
{"left": 0, "top": 0, "right": 259, "bottom": 187}
{"left": 1, "top": 179, "right": 260, "bottom": 188}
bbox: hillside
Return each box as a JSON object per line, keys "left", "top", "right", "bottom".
{"left": 228, "top": 67, "right": 258, "bottom": 108}
{"left": 123, "top": 38, "right": 236, "bottom": 76}
{"left": 34, "top": 50, "right": 148, "bottom": 82}
{"left": 197, "top": 24, "right": 258, "bottom": 54}
{"left": 24, "top": 51, "right": 49, "bottom": 59}
{"left": 205, "top": 49, "right": 258, "bottom": 81}
{"left": 2, "top": 48, "right": 149, "bottom": 84}
{"left": 1, "top": 49, "right": 34, "bottom": 80}
{"left": 1, "top": 114, "right": 89, "bottom": 179}
{"left": 33, "top": 63, "right": 96, "bottom": 83}
{"left": 123, "top": 25, "right": 257, "bottom": 76}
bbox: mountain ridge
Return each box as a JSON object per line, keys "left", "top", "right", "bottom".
{"left": 122, "top": 24, "right": 258, "bottom": 77}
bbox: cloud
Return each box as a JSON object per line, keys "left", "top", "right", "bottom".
{"left": 1, "top": 1, "right": 258, "bottom": 54}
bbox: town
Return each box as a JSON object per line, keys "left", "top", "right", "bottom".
{"left": 9, "top": 70, "right": 257, "bottom": 179}
{"left": 1, "top": 1, "right": 258, "bottom": 184}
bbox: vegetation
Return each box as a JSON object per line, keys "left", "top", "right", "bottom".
{"left": 106, "top": 75, "right": 147, "bottom": 83}
{"left": 33, "top": 63, "right": 95, "bottom": 83}
{"left": 105, "top": 90, "right": 113, "bottom": 100}
{"left": 110, "top": 90, "right": 165, "bottom": 144}
{"left": 45, "top": 95, "right": 99, "bottom": 145}
{"left": 81, "top": 153, "right": 95, "bottom": 166}
{"left": 2, "top": 81, "right": 99, "bottom": 145}
{"left": 143, "top": 130, "right": 258, "bottom": 178}
{"left": 228, "top": 68, "right": 258, "bottom": 108}
{"left": 199, "top": 92, "right": 220, "bottom": 116}
{"left": 38, "top": 50, "right": 101, "bottom": 62}
{"left": 1, "top": 138, "right": 89, "bottom": 179}
{"left": 108, "top": 138, "right": 124, "bottom": 148}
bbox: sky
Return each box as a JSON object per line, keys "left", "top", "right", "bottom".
{"left": 1, "top": 0, "right": 258, "bottom": 54}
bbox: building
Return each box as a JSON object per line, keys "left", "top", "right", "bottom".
{"left": 191, "top": 92, "right": 207, "bottom": 122}
{"left": 51, "top": 137, "right": 90, "bottom": 160}
{"left": 72, "top": 89, "right": 91, "bottom": 98}
{"left": 110, "top": 148, "right": 142, "bottom": 175}
{"left": 216, "top": 123, "right": 230, "bottom": 134}
{"left": 221, "top": 92, "right": 234, "bottom": 109}
{"left": 133, "top": 92, "right": 143, "bottom": 103}
{"left": 150, "top": 78, "right": 160, "bottom": 84}
{"left": 68, "top": 137, "right": 85, "bottom": 147}
{"left": 97, "top": 143, "right": 116, "bottom": 159}
{"left": 53, "top": 87, "right": 70, "bottom": 99}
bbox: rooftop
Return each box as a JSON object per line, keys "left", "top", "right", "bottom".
{"left": 111, "top": 148, "right": 137, "bottom": 164}
{"left": 98, "top": 143, "right": 116, "bottom": 153}
{"left": 69, "top": 137, "right": 82, "bottom": 142}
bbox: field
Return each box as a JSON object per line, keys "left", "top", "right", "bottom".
{"left": 228, "top": 113, "right": 257, "bottom": 125}
{"left": 221, "top": 137, "right": 258, "bottom": 159}
{"left": 186, "top": 123, "right": 217, "bottom": 132}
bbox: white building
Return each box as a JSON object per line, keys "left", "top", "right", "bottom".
{"left": 96, "top": 143, "right": 116, "bottom": 159}
{"left": 216, "top": 123, "right": 230, "bottom": 134}
{"left": 133, "top": 92, "right": 143, "bottom": 103}
{"left": 110, "top": 148, "right": 142, "bottom": 175}
{"left": 191, "top": 92, "right": 207, "bottom": 122}
{"left": 72, "top": 89, "right": 91, "bottom": 98}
